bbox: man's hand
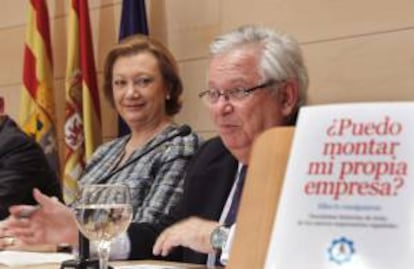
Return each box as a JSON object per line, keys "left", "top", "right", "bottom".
{"left": 0, "top": 232, "right": 25, "bottom": 250}
{"left": 153, "top": 217, "right": 219, "bottom": 256}
{"left": 3, "top": 188, "right": 78, "bottom": 246}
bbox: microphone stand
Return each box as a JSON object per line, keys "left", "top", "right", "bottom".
{"left": 60, "top": 232, "right": 100, "bottom": 269}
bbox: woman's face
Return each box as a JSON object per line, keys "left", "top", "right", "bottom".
{"left": 112, "top": 52, "right": 169, "bottom": 130}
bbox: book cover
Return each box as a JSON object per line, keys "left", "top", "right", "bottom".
{"left": 265, "top": 102, "right": 414, "bottom": 269}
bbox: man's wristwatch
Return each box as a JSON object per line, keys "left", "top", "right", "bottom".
{"left": 210, "top": 225, "right": 230, "bottom": 251}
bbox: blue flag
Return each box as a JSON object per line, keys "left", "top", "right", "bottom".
{"left": 118, "top": 0, "right": 149, "bottom": 136}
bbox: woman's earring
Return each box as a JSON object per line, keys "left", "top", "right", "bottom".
{"left": 166, "top": 94, "right": 171, "bottom": 100}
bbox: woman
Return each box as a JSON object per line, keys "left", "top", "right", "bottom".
{"left": 0, "top": 34, "right": 201, "bottom": 252}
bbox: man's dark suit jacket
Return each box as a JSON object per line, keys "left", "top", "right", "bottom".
{"left": 128, "top": 137, "right": 238, "bottom": 264}
{"left": 0, "top": 116, "right": 62, "bottom": 219}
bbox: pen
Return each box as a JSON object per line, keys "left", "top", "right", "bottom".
{"left": 17, "top": 205, "right": 41, "bottom": 218}
{"left": 17, "top": 195, "right": 58, "bottom": 218}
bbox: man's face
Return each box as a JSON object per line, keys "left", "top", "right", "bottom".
{"left": 206, "top": 46, "right": 288, "bottom": 156}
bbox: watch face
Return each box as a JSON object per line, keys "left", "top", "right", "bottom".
{"left": 211, "top": 226, "right": 229, "bottom": 251}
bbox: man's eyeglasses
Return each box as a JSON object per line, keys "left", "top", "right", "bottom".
{"left": 198, "top": 80, "right": 279, "bottom": 105}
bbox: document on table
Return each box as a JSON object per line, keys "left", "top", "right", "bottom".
{"left": 116, "top": 265, "right": 185, "bottom": 269}
{"left": 0, "top": 250, "right": 74, "bottom": 266}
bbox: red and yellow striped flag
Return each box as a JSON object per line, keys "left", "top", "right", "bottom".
{"left": 64, "top": 0, "right": 102, "bottom": 203}
{"left": 20, "top": 0, "right": 59, "bottom": 174}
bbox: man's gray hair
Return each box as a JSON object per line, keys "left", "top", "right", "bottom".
{"left": 209, "top": 25, "right": 308, "bottom": 107}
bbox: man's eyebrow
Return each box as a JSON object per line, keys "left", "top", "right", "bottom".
{"left": 207, "top": 78, "right": 250, "bottom": 88}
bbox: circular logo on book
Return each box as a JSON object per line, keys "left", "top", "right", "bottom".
{"left": 327, "top": 236, "right": 355, "bottom": 265}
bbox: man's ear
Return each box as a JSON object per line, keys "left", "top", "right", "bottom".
{"left": 278, "top": 80, "right": 299, "bottom": 117}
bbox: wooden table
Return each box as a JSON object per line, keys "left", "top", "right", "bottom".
{"left": 0, "top": 260, "right": 209, "bottom": 269}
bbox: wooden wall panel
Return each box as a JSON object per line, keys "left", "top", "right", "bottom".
{"left": 50, "top": 15, "right": 67, "bottom": 82}
{"left": 176, "top": 59, "right": 213, "bottom": 129}
{"left": 220, "top": 0, "right": 414, "bottom": 43}
{"left": 0, "top": 84, "right": 21, "bottom": 117}
{"left": 0, "top": 0, "right": 27, "bottom": 27}
{"left": 0, "top": 27, "right": 24, "bottom": 85}
{"left": 159, "top": 0, "right": 220, "bottom": 61}
{"left": 92, "top": 3, "right": 119, "bottom": 73}
{"left": 304, "top": 30, "right": 414, "bottom": 104}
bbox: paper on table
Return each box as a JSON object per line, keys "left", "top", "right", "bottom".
{"left": 0, "top": 250, "right": 74, "bottom": 266}
{"left": 116, "top": 265, "right": 185, "bottom": 269}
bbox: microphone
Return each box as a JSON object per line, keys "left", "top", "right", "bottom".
{"left": 97, "top": 124, "right": 192, "bottom": 184}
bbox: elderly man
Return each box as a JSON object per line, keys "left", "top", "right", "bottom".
{"left": 127, "top": 25, "right": 309, "bottom": 265}
{"left": 0, "top": 97, "right": 62, "bottom": 221}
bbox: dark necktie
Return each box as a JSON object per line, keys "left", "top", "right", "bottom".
{"left": 224, "top": 165, "right": 247, "bottom": 226}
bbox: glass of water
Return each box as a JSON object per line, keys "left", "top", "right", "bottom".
{"left": 74, "top": 184, "right": 133, "bottom": 269}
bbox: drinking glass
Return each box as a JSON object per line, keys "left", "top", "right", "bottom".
{"left": 74, "top": 184, "right": 133, "bottom": 269}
